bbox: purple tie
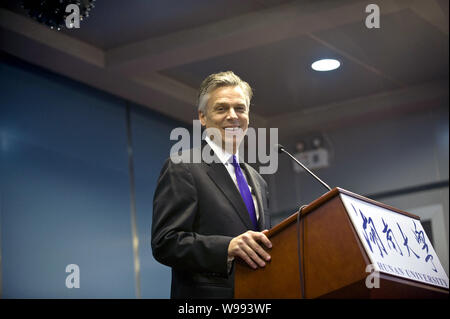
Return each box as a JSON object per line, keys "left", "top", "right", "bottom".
{"left": 231, "top": 155, "right": 258, "bottom": 231}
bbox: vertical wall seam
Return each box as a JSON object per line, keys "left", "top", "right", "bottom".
{"left": 125, "top": 103, "right": 142, "bottom": 299}
{"left": 430, "top": 109, "right": 442, "bottom": 181}
{"left": 0, "top": 188, "right": 3, "bottom": 299}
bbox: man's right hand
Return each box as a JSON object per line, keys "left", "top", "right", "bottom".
{"left": 227, "top": 230, "right": 272, "bottom": 269}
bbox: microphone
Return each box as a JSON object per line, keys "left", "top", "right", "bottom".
{"left": 275, "top": 144, "right": 332, "bottom": 192}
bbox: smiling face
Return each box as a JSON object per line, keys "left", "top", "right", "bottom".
{"left": 199, "top": 85, "right": 249, "bottom": 153}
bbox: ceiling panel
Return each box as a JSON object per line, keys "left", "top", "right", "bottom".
{"left": 315, "top": 9, "right": 449, "bottom": 87}
{"left": 2, "top": 0, "right": 294, "bottom": 49}
{"left": 160, "top": 34, "right": 400, "bottom": 117}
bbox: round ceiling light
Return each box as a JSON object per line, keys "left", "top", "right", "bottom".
{"left": 311, "top": 59, "right": 341, "bottom": 71}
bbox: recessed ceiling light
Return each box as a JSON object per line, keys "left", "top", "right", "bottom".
{"left": 311, "top": 59, "right": 341, "bottom": 71}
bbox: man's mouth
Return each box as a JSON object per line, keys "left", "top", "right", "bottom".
{"left": 224, "top": 127, "right": 241, "bottom": 132}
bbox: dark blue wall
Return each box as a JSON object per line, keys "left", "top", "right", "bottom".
{"left": 0, "top": 56, "right": 185, "bottom": 298}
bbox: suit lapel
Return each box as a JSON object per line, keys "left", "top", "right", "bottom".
{"left": 202, "top": 141, "right": 255, "bottom": 230}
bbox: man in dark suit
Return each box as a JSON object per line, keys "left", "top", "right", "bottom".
{"left": 152, "top": 71, "right": 272, "bottom": 298}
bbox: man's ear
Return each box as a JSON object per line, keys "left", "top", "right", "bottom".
{"left": 198, "top": 111, "right": 206, "bottom": 126}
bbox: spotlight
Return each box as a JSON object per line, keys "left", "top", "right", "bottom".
{"left": 296, "top": 141, "right": 306, "bottom": 152}
{"left": 311, "top": 136, "right": 323, "bottom": 149}
{"left": 311, "top": 59, "right": 341, "bottom": 71}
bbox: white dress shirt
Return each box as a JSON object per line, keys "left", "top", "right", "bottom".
{"left": 205, "top": 136, "right": 260, "bottom": 221}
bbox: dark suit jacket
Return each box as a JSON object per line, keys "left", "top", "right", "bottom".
{"left": 151, "top": 142, "right": 270, "bottom": 298}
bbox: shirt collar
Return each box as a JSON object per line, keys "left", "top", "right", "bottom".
{"left": 205, "top": 136, "right": 239, "bottom": 165}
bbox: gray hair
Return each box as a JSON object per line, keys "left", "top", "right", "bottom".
{"left": 197, "top": 71, "right": 253, "bottom": 114}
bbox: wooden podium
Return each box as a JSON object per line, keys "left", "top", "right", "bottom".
{"left": 235, "top": 188, "right": 449, "bottom": 299}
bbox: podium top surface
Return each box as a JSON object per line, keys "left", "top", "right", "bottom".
{"left": 267, "top": 187, "right": 419, "bottom": 239}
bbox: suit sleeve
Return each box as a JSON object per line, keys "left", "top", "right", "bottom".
{"left": 151, "top": 158, "right": 232, "bottom": 275}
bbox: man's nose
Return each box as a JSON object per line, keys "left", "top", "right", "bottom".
{"left": 226, "top": 107, "right": 238, "bottom": 119}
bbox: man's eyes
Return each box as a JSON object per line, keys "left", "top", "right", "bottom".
{"left": 214, "top": 106, "right": 246, "bottom": 112}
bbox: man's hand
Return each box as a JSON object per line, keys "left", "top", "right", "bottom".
{"left": 228, "top": 230, "right": 272, "bottom": 269}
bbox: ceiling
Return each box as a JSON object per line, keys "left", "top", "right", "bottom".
{"left": 1, "top": 0, "right": 448, "bottom": 139}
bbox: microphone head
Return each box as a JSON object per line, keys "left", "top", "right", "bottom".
{"left": 274, "top": 144, "right": 285, "bottom": 153}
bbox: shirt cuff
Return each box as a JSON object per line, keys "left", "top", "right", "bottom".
{"left": 227, "top": 256, "right": 235, "bottom": 274}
